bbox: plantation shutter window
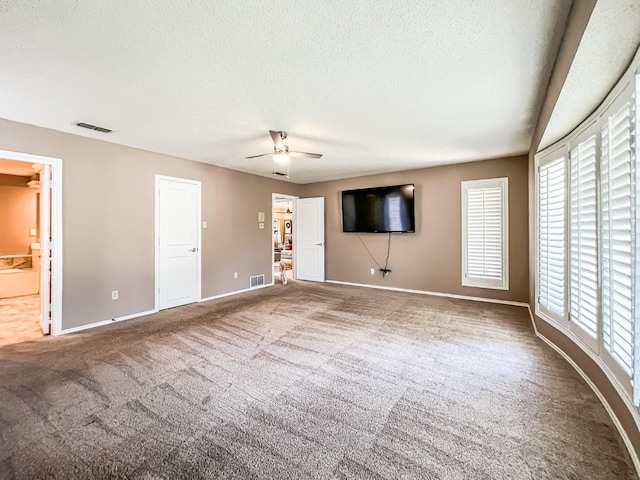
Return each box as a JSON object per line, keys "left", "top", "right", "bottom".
{"left": 569, "top": 134, "right": 599, "bottom": 344}
{"left": 601, "top": 100, "right": 636, "bottom": 379}
{"left": 462, "top": 178, "right": 509, "bottom": 290}
{"left": 538, "top": 157, "right": 566, "bottom": 319}
{"left": 535, "top": 53, "right": 640, "bottom": 408}
{"left": 635, "top": 75, "right": 640, "bottom": 406}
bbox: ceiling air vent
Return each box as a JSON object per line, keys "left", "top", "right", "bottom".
{"left": 76, "top": 122, "right": 112, "bottom": 133}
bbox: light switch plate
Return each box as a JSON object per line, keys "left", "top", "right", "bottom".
{"left": 202, "top": 221, "right": 208, "bottom": 228}
{"left": 29, "top": 228, "right": 36, "bottom": 237}
{"left": 258, "top": 211, "right": 265, "bottom": 222}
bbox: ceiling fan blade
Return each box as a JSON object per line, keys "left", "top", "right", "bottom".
{"left": 245, "top": 153, "right": 273, "bottom": 159}
{"left": 288, "top": 151, "right": 323, "bottom": 159}
{"left": 269, "top": 130, "right": 285, "bottom": 151}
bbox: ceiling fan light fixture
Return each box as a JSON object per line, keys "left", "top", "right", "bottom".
{"left": 273, "top": 153, "right": 289, "bottom": 164}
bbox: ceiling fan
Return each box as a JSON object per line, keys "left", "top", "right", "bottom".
{"left": 246, "top": 130, "right": 323, "bottom": 163}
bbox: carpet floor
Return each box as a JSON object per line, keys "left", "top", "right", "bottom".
{"left": 0, "top": 281, "right": 635, "bottom": 479}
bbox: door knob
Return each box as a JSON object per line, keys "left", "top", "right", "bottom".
{"left": 189, "top": 247, "right": 198, "bottom": 252}
{"left": 316, "top": 242, "right": 324, "bottom": 246}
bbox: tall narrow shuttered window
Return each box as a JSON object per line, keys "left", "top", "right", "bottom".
{"left": 461, "top": 178, "right": 509, "bottom": 290}
{"left": 635, "top": 76, "right": 640, "bottom": 405}
{"left": 538, "top": 157, "right": 566, "bottom": 318}
{"left": 570, "top": 135, "right": 599, "bottom": 341}
{"left": 601, "top": 100, "right": 636, "bottom": 378}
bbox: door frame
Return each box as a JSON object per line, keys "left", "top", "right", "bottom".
{"left": 155, "top": 175, "right": 202, "bottom": 311}
{"left": 0, "top": 149, "right": 63, "bottom": 336}
{"left": 272, "top": 193, "right": 299, "bottom": 280}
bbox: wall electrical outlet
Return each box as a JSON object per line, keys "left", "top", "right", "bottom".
{"left": 111, "top": 290, "right": 119, "bottom": 300}
{"left": 259, "top": 222, "right": 264, "bottom": 229}
{"left": 370, "top": 268, "right": 375, "bottom": 275}
{"left": 202, "top": 221, "right": 208, "bottom": 228}
{"left": 29, "top": 228, "right": 37, "bottom": 237}
{"left": 234, "top": 272, "right": 238, "bottom": 279}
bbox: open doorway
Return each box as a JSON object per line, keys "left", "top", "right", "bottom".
{"left": 273, "top": 193, "right": 297, "bottom": 284}
{"left": 0, "top": 149, "right": 62, "bottom": 343}
{"left": 0, "top": 159, "right": 47, "bottom": 345}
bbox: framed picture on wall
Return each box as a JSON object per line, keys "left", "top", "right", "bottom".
{"left": 284, "top": 219, "right": 292, "bottom": 234}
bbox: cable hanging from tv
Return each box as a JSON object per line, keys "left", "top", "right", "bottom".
{"left": 357, "top": 233, "right": 392, "bottom": 277}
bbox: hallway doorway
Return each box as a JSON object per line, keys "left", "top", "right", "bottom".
{"left": 273, "top": 194, "right": 297, "bottom": 284}
{"left": 0, "top": 159, "right": 47, "bottom": 343}
{"left": 0, "top": 149, "right": 62, "bottom": 340}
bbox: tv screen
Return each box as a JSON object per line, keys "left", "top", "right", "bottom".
{"left": 341, "top": 184, "right": 415, "bottom": 233}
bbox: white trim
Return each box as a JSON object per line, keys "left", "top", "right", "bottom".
{"left": 446, "top": 293, "right": 640, "bottom": 477}
{"left": 333, "top": 276, "right": 640, "bottom": 476}
{"left": 534, "top": 313, "right": 640, "bottom": 433}
{"left": 62, "top": 282, "right": 278, "bottom": 333}
{"left": 0, "top": 149, "right": 63, "bottom": 336}
{"left": 534, "top": 324, "right": 640, "bottom": 478}
{"left": 154, "top": 175, "right": 202, "bottom": 311}
{"left": 59, "top": 309, "right": 158, "bottom": 335}
{"left": 325, "top": 280, "right": 528, "bottom": 307}
{"left": 155, "top": 176, "right": 160, "bottom": 311}
{"left": 461, "top": 177, "right": 509, "bottom": 290}
{"left": 199, "top": 282, "right": 274, "bottom": 303}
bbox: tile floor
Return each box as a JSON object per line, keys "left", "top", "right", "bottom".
{"left": 0, "top": 294, "right": 43, "bottom": 347}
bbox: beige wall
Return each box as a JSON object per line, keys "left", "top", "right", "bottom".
{"left": 301, "top": 155, "right": 529, "bottom": 303}
{"left": 0, "top": 118, "right": 301, "bottom": 330}
{"left": 0, "top": 174, "right": 38, "bottom": 255}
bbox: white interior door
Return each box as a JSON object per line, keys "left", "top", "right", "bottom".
{"left": 157, "top": 177, "right": 201, "bottom": 310}
{"left": 39, "top": 164, "right": 51, "bottom": 334}
{"left": 295, "top": 197, "right": 325, "bottom": 282}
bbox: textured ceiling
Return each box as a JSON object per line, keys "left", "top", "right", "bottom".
{"left": 540, "top": 0, "right": 640, "bottom": 150}
{"left": 0, "top": 1, "right": 571, "bottom": 183}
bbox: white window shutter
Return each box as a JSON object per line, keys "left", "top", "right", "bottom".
{"left": 538, "top": 157, "right": 566, "bottom": 317}
{"left": 570, "top": 135, "right": 599, "bottom": 340}
{"left": 635, "top": 76, "right": 640, "bottom": 406}
{"left": 602, "top": 101, "right": 635, "bottom": 378}
{"left": 462, "top": 178, "right": 508, "bottom": 290}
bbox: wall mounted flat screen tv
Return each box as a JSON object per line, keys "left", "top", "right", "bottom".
{"left": 341, "top": 184, "right": 415, "bottom": 233}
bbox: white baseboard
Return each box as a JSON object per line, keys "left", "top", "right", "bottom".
{"left": 332, "top": 278, "right": 639, "bottom": 474}
{"left": 54, "top": 277, "right": 640, "bottom": 476}
{"left": 533, "top": 313, "right": 640, "bottom": 432}
{"left": 535, "top": 329, "right": 640, "bottom": 477}
{"left": 325, "top": 280, "right": 529, "bottom": 307}
{"left": 59, "top": 308, "right": 159, "bottom": 335}
{"left": 199, "top": 282, "right": 274, "bottom": 303}
{"left": 59, "top": 283, "right": 277, "bottom": 335}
